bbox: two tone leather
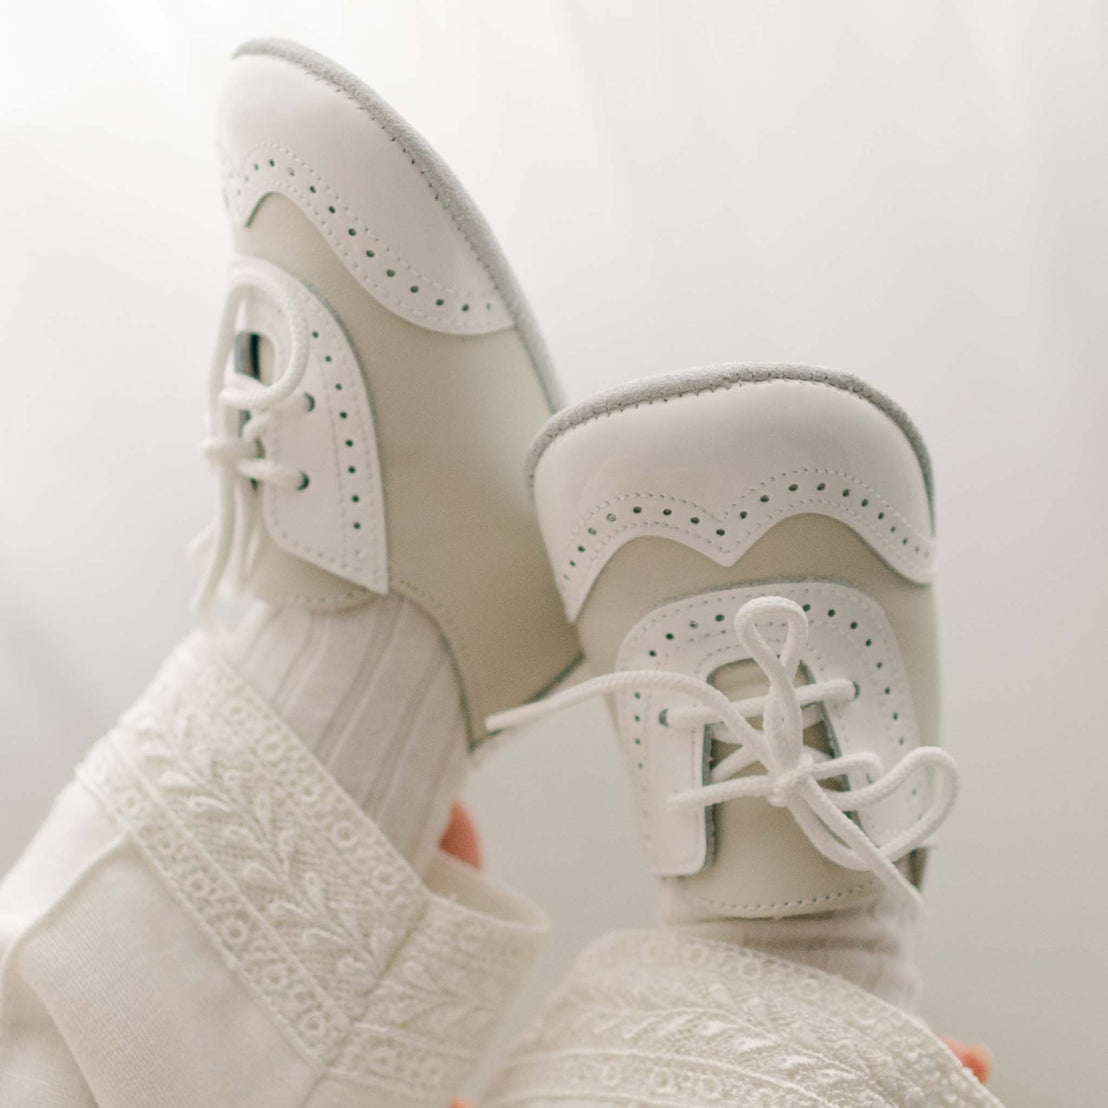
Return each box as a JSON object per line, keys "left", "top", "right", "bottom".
{"left": 529, "top": 367, "right": 942, "bottom": 916}
{"left": 221, "top": 50, "right": 513, "bottom": 337}
{"left": 532, "top": 369, "right": 935, "bottom": 622}
{"left": 206, "top": 41, "right": 578, "bottom": 740}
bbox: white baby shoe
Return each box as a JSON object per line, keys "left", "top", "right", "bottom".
{"left": 189, "top": 39, "right": 587, "bottom": 875}
{"left": 483, "top": 367, "right": 1005, "bottom": 1108}
{"left": 494, "top": 364, "right": 957, "bottom": 917}
{"left": 198, "top": 38, "right": 578, "bottom": 740}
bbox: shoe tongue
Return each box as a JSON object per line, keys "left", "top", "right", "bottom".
{"left": 234, "top": 330, "right": 277, "bottom": 385}
{"left": 708, "top": 657, "right": 836, "bottom": 768}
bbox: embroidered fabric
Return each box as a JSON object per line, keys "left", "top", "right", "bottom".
{"left": 76, "top": 636, "right": 545, "bottom": 1105}
{"left": 484, "top": 930, "right": 1006, "bottom": 1108}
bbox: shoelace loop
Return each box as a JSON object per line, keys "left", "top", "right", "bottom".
{"left": 487, "top": 595, "right": 958, "bottom": 913}
{"left": 191, "top": 267, "right": 314, "bottom": 631}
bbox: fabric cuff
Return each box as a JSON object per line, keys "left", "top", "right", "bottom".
{"left": 78, "top": 635, "right": 546, "bottom": 1105}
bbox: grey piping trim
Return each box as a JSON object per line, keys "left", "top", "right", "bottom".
{"left": 233, "top": 37, "right": 563, "bottom": 412}
{"left": 526, "top": 364, "right": 935, "bottom": 523}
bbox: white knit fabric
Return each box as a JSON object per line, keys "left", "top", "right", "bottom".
{"left": 220, "top": 595, "right": 469, "bottom": 874}
{"left": 484, "top": 929, "right": 1006, "bottom": 1108}
{"left": 0, "top": 637, "right": 546, "bottom": 1108}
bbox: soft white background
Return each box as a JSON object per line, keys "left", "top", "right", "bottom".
{"left": 1, "top": 2, "right": 1105, "bottom": 1103}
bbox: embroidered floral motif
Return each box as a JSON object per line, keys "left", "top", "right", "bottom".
{"left": 78, "top": 636, "right": 543, "bottom": 1102}
{"left": 485, "top": 931, "right": 1005, "bottom": 1108}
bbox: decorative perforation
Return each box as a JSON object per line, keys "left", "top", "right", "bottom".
{"left": 222, "top": 143, "right": 511, "bottom": 335}
{"left": 615, "top": 581, "right": 930, "bottom": 882}
{"left": 558, "top": 468, "right": 936, "bottom": 618}
{"left": 230, "top": 256, "right": 388, "bottom": 595}
{"left": 270, "top": 303, "right": 379, "bottom": 563}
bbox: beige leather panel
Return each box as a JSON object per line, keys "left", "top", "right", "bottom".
{"left": 234, "top": 195, "right": 580, "bottom": 742}
{"left": 578, "top": 514, "right": 938, "bottom": 745}
{"left": 578, "top": 515, "right": 937, "bottom": 918}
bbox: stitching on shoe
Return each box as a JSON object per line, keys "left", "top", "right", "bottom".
{"left": 233, "top": 43, "right": 513, "bottom": 312}
{"left": 527, "top": 368, "right": 935, "bottom": 512}
{"left": 681, "top": 880, "right": 879, "bottom": 913}
{"left": 224, "top": 142, "right": 508, "bottom": 332}
{"left": 556, "top": 470, "right": 933, "bottom": 613}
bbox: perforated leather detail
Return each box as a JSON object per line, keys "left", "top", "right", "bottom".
{"left": 616, "top": 581, "right": 929, "bottom": 878}
{"left": 231, "top": 197, "right": 579, "bottom": 742}
{"left": 234, "top": 256, "right": 388, "bottom": 593}
{"left": 77, "top": 637, "right": 546, "bottom": 1103}
{"left": 222, "top": 145, "right": 512, "bottom": 335}
{"left": 531, "top": 374, "right": 936, "bottom": 622}
{"left": 558, "top": 470, "right": 934, "bottom": 620}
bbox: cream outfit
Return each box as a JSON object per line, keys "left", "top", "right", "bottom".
{"left": 0, "top": 638, "right": 545, "bottom": 1108}
{"left": 484, "top": 930, "right": 1003, "bottom": 1108}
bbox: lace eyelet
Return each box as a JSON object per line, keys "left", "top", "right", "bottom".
{"left": 302, "top": 392, "right": 316, "bottom": 412}
{"left": 297, "top": 471, "right": 310, "bottom": 491}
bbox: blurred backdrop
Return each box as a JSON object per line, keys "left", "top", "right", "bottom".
{"left": 1, "top": 2, "right": 1106, "bottom": 1104}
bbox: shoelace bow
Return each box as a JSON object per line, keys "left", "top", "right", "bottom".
{"left": 487, "top": 595, "right": 958, "bottom": 912}
{"left": 192, "top": 267, "right": 314, "bottom": 631}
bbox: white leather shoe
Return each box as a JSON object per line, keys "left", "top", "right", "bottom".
{"left": 492, "top": 365, "right": 959, "bottom": 918}
{"left": 197, "top": 38, "right": 578, "bottom": 740}
{"left": 0, "top": 42, "right": 568, "bottom": 1107}
{"left": 481, "top": 368, "right": 997, "bottom": 1108}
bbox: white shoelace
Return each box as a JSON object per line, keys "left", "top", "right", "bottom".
{"left": 487, "top": 596, "right": 958, "bottom": 912}
{"left": 192, "top": 268, "right": 313, "bottom": 630}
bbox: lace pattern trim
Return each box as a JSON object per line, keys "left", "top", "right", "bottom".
{"left": 77, "top": 635, "right": 543, "bottom": 1101}
{"left": 485, "top": 930, "right": 1006, "bottom": 1108}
